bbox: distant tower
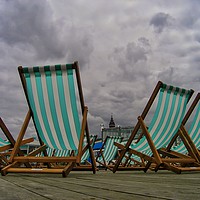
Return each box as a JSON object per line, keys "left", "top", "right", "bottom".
{"left": 109, "top": 114, "right": 115, "bottom": 128}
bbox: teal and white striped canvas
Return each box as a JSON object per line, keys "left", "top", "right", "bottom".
{"left": 173, "top": 101, "right": 200, "bottom": 153}
{"left": 54, "top": 149, "right": 71, "bottom": 157}
{"left": 0, "top": 138, "right": 10, "bottom": 147}
{"left": 80, "top": 135, "right": 97, "bottom": 163}
{"left": 22, "top": 64, "right": 81, "bottom": 151}
{"left": 37, "top": 147, "right": 55, "bottom": 157}
{"left": 97, "top": 136, "right": 123, "bottom": 164}
{"left": 129, "top": 83, "right": 193, "bottom": 155}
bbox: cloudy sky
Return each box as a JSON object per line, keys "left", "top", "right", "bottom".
{"left": 0, "top": 0, "right": 200, "bottom": 139}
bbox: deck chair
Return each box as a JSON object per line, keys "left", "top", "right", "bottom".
{"left": 96, "top": 136, "right": 123, "bottom": 171}
{"left": 113, "top": 81, "right": 198, "bottom": 174}
{"left": 0, "top": 117, "right": 34, "bottom": 168}
{"left": 1, "top": 61, "right": 96, "bottom": 177}
{"left": 159, "top": 93, "right": 200, "bottom": 163}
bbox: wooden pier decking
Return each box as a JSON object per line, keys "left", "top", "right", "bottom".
{"left": 0, "top": 170, "right": 200, "bottom": 200}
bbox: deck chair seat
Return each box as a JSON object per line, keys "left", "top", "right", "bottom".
{"left": 113, "top": 81, "right": 199, "bottom": 174}
{"left": 1, "top": 62, "right": 96, "bottom": 177}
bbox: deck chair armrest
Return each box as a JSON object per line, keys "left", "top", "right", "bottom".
{"left": 0, "top": 137, "right": 33, "bottom": 153}
{"left": 9, "top": 111, "right": 31, "bottom": 162}
{"left": 27, "top": 144, "right": 47, "bottom": 156}
{"left": 20, "top": 137, "right": 34, "bottom": 146}
{"left": 135, "top": 116, "right": 148, "bottom": 143}
{"left": 114, "top": 142, "right": 125, "bottom": 150}
{"left": 0, "top": 144, "right": 13, "bottom": 152}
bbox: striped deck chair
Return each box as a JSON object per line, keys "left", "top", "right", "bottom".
{"left": 113, "top": 81, "right": 198, "bottom": 174}
{"left": 1, "top": 61, "right": 96, "bottom": 177}
{"left": 96, "top": 136, "right": 123, "bottom": 171}
{"left": 159, "top": 93, "right": 200, "bottom": 163}
{"left": 0, "top": 117, "right": 33, "bottom": 168}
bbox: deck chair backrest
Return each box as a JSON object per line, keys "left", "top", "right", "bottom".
{"left": 174, "top": 93, "right": 200, "bottom": 152}
{"left": 132, "top": 83, "right": 193, "bottom": 152}
{"left": 98, "top": 136, "right": 123, "bottom": 162}
{"left": 81, "top": 135, "right": 97, "bottom": 163}
{"left": 19, "top": 63, "right": 84, "bottom": 151}
{"left": 188, "top": 99, "right": 200, "bottom": 149}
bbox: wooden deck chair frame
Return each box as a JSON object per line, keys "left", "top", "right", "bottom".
{"left": 96, "top": 136, "right": 123, "bottom": 171}
{"left": 1, "top": 61, "right": 96, "bottom": 177}
{"left": 0, "top": 117, "right": 34, "bottom": 168}
{"left": 159, "top": 93, "right": 200, "bottom": 165}
{"left": 113, "top": 81, "right": 197, "bottom": 174}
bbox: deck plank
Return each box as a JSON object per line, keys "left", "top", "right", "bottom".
{"left": 0, "top": 171, "right": 200, "bottom": 200}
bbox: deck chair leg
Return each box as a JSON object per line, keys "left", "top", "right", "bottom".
{"left": 180, "top": 126, "right": 200, "bottom": 162}
{"left": 162, "top": 163, "right": 181, "bottom": 174}
{"left": 62, "top": 162, "right": 76, "bottom": 177}
{"left": 144, "top": 161, "right": 152, "bottom": 172}
{"left": 86, "top": 124, "right": 96, "bottom": 174}
{"left": 1, "top": 161, "right": 18, "bottom": 176}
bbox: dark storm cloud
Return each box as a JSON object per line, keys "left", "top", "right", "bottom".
{"left": 150, "top": 12, "right": 174, "bottom": 33}
{"left": 0, "top": 0, "right": 67, "bottom": 60}
{"left": 110, "top": 37, "right": 151, "bottom": 82}
{"left": 66, "top": 29, "right": 94, "bottom": 68}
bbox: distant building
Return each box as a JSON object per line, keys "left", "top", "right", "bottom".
{"left": 101, "top": 115, "right": 142, "bottom": 141}
{"left": 109, "top": 114, "right": 115, "bottom": 128}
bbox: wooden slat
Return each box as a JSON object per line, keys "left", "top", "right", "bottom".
{"left": 6, "top": 168, "right": 64, "bottom": 174}
{"left": 13, "top": 156, "right": 77, "bottom": 163}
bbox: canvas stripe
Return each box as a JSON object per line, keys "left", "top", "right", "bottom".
{"left": 152, "top": 88, "right": 175, "bottom": 145}
{"left": 149, "top": 86, "right": 171, "bottom": 137}
{"left": 150, "top": 88, "right": 170, "bottom": 141}
{"left": 151, "top": 89, "right": 188, "bottom": 150}
{"left": 155, "top": 89, "right": 185, "bottom": 148}
{"left": 38, "top": 68, "right": 62, "bottom": 149}
{"left": 29, "top": 70, "right": 56, "bottom": 148}
{"left": 133, "top": 90, "right": 168, "bottom": 151}
{"left": 68, "top": 73, "right": 81, "bottom": 139}
{"left": 61, "top": 65, "right": 80, "bottom": 149}
{"left": 50, "top": 66, "right": 72, "bottom": 150}
{"left": 25, "top": 75, "right": 52, "bottom": 147}
{"left": 153, "top": 87, "right": 181, "bottom": 147}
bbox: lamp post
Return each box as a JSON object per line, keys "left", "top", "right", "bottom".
{"left": 118, "top": 125, "right": 121, "bottom": 137}
{"left": 100, "top": 123, "right": 104, "bottom": 142}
